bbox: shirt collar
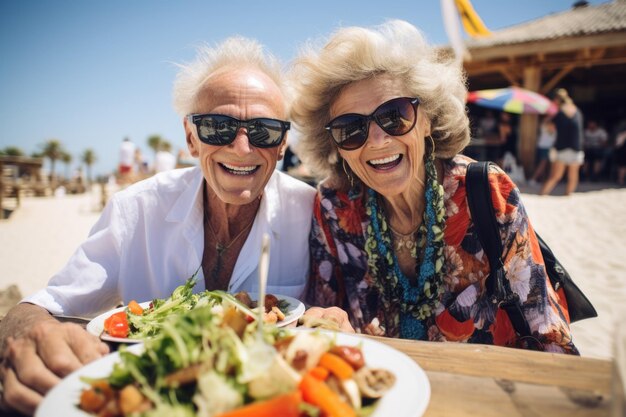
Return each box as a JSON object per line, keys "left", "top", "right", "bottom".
{"left": 165, "top": 167, "right": 204, "bottom": 223}
{"left": 165, "top": 167, "right": 282, "bottom": 236}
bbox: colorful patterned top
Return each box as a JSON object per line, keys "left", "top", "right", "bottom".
{"left": 306, "top": 155, "right": 578, "bottom": 354}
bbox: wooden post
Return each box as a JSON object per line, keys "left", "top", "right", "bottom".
{"left": 519, "top": 66, "right": 541, "bottom": 177}
{"left": 0, "top": 160, "right": 4, "bottom": 220}
{"left": 612, "top": 321, "right": 626, "bottom": 417}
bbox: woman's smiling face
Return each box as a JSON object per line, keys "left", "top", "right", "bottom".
{"left": 330, "top": 75, "right": 430, "bottom": 197}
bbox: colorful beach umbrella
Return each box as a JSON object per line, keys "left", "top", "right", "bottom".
{"left": 467, "top": 86, "right": 557, "bottom": 115}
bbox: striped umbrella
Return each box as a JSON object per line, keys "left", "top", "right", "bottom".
{"left": 467, "top": 86, "right": 557, "bottom": 115}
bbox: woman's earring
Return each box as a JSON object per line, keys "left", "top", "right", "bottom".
{"left": 342, "top": 159, "right": 355, "bottom": 188}
{"left": 426, "top": 135, "right": 436, "bottom": 160}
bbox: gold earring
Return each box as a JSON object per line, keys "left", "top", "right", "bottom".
{"left": 342, "top": 159, "right": 354, "bottom": 188}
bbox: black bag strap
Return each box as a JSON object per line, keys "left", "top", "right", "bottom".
{"left": 466, "top": 161, "right": 532, "bottom": 338}
{"left": 465, "top": 162, "right": 502, "bottom": 298}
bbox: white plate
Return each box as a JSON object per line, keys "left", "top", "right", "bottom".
{"left": 245, "top": 293, "right": 306, "bottom": 328}
{"left": 86, "top": 294, "right": 305, "bottom": 343}
{"left": 36, "top": 331, "right": 430, "bottom": 417}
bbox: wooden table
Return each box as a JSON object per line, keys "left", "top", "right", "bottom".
{"left": 371, "top": 336, "right": 617, "bottom": 417}
{"left": 2, "top": 317, "right": 621, "bottom": 416}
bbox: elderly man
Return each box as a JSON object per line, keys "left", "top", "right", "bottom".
{"left": 0, "top": 37, "right": 315, "bottom": 414}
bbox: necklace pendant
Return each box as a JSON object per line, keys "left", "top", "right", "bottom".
{"left": 395, "top": 236, "right": 416, "bottom": 252}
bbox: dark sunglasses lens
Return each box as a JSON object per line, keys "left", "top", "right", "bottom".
{"left": 197, "top": 115, "right": 237, "bottom": 145}
{"left": 329, "top": 115, "right": 368, "bottom": 150}
{"left": 247, "top": 118, "right": 285, "bottom": 147}
{"left": 375, "top": 98, "right": 417, "bottom": 136}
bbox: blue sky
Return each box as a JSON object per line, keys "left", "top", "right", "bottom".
{"left": 0, "top": 0, "right": 606, "bottom": 177}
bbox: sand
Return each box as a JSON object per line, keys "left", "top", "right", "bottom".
{"left": 520, "top": 183, "right": 626, "bottom": 359}
{"left": 0, "top": 182, "right": 624, "bottom": 359}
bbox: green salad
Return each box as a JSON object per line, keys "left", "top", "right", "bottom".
{"left": 80, "top": 299, "right": 396, "bottom": 417}
{"left": 103, "top": 278, "right": 290, "bottom": 339}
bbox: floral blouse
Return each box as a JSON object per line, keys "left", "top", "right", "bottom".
{"left": 306, "top": 155, "right": 578, "bottom": 354}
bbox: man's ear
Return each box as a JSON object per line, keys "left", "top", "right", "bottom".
{"left": 277, "top": 134, "right": 288, "bottom": 161}
{"left": 184, "top": 118, "right": 200, "bottom": 157}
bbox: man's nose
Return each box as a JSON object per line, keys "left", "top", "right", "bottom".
{"left": 230, "top": 128, "right": 253, "bottom": 155}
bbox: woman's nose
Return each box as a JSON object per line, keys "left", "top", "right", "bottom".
{"left": 367, "top": 122, "right": 392, "bottom": 148}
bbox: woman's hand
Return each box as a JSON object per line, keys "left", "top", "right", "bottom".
{"left": 300, "top": 306, "right": 355, "bottom": 333}
{"left": 0, "top": 304, "right": 109, "bottom": 415}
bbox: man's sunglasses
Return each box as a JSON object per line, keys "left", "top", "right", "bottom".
{"left": 325, "top": 97, "right": 420, "bottom": 150}
{"left": 187, "top": 114, "right": 290, "bottom": 148}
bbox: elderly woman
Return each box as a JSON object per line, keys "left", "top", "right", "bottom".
{"left": 291, "top": 20, "right": 577, "bottom": 353}
{"left": 0, "top": 37, "right": 315, "bottom": 414}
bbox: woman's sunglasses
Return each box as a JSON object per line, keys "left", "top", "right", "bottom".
{"left": 325, "top": 97, "right": 420, "bottom": 150}
{"left": 187, "top": 114, "right": 290, "bottom": 148}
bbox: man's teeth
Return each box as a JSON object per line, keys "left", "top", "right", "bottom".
{"left": 222, "top": 163, "right": 257, "bottom": 174}
{"left": 369, "top": 154, "right": 401, "bottom": 165}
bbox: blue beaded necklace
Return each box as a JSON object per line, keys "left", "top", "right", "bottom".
{"left": 365, "top": 155, "right": 446, "bottom": 339}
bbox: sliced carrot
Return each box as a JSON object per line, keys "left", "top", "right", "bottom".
{"left": 215, "top": 391, "right": 301, "bottom": 417}
{"left": 127, "top": 300, "right": 144, "bottom": 315}
{"left": 309, "top": 366, "right": 329, "bottom": 381}
{"left": 299, "top": 373, "right": 356, "bottom": 417}
{"left": 318, "top": 352, "right": 354, "bottom": 380}
{"left": 79, "top": 387, "right": 107, "bottom": 412}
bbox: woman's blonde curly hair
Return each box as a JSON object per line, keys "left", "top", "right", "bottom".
{"left": 289, "top": 20, "right": 470, "bottom": 189}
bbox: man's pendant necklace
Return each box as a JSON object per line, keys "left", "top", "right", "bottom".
{"left": 212, "top": 243, "right": 226, "bottom": 280}
{"left": 205, "top": 214, "right": 255, "bottom": 283}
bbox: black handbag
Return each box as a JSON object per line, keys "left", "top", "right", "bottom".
{"left": 465, "top": 161, "right": 597, "bottom": 339}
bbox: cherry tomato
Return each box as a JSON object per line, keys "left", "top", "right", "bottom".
{"left": 329, "top": 345, "right": 365, "bottom": 370}
{"left": 104, "top": 311, "right": 129, "bottom": 338}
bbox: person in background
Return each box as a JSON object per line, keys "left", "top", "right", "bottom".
{"left": 176, "top": 148, "right": 197, "bottom": 168}
{"left": 540, "top": 88, "right": 584, "bottom": 196}
{"left": 478, "top": 110, "right": 498, "bottom": 139}
{"left": 291, "top": 20, "right": 576, "bottom": 353}
{"left": 118, "top": 137, "right": 136, "bottom": 183}
{"left": 154, "top": 143, "right": 177, "bottom": 173}
{"left": 497, "top": 112, "right": 517, "bottom": 168}
{"left": 0, "top": 36, "right": 316, "bottom": 415}
{"left": 134, "top": 147, "right": 150, "bottom": 178}
{"left": 582, "top": 120, "right": 609, "bottom": 181}
{"left": 479, "top": 110, "right": 500, "bottom": 162}
{"left": 280, "top": 145, "right": 300, "bottom": 173}
{"left": 614, "top": 121, "right": 626, "bottom": 186}
{"left": 529, "top": 116, "right": 557, "bottom": 185}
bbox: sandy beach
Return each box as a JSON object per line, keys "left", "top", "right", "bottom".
{"left": 0, "top": 182, "right": 624, "bottom": 359}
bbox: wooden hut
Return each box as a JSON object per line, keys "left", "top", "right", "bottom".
{"left": 459, "top": 0, "right": 626, "bottom": 174}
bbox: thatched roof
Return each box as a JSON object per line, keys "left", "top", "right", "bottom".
{"left": 465, "top": 1, "right": 626, "bottom": 50}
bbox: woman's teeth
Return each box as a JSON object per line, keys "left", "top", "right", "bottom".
{"left": 367, "top": 154, "right": 402, "bottom": 169}
{"left": 220, "top": 163, "right": 258, "bottom": 175}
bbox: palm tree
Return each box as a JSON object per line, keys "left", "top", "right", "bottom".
{"left": 40, "top": 139, "right": 63, "bottom": 180}
{"left": 61, "top": 151, "right": 73, "bottom": 180}
{"left": 81, "top": 149, "right": 97, "bottom": 184}
{"left": 147, "top": 135, "right": 163, "bottom": 159}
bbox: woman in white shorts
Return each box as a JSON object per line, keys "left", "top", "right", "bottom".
{"left": 541, "top": 89, "right": 584, "bottom": 196}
